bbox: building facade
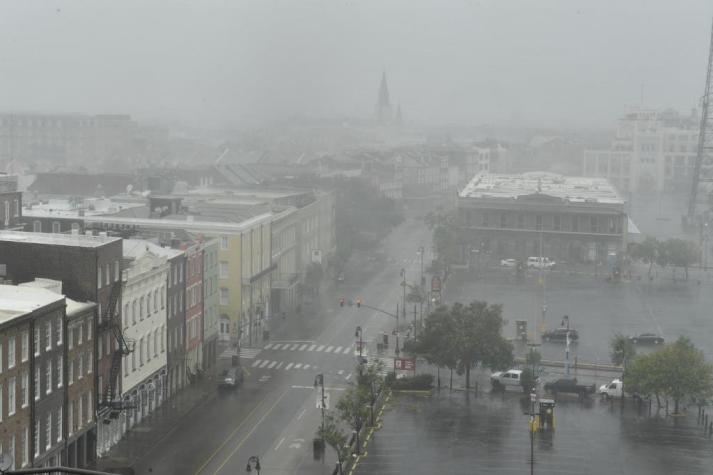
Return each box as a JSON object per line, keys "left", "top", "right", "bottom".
{"left": 456, "top": 173, "right": 629, "bottom": 264}
{"left": 583, "top": 108, "right": 699, "bottom": 193}
{"left": 0, "top": 174, "right": 22, "bottom": 230}
{"left": 184, "top": 242, "right": 203, "bottom": 380}
{"left": 201, "top": 237, "right": 219, "bottom": 374}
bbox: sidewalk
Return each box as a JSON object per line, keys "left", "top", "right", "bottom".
{"left": 96, "top": 379, "right": 217, "bottom": 472}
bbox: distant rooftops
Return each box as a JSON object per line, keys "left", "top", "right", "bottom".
{"left": 458, "top": 172, "right": 623, "bottom": 205}
{"left": 123, "top": 238, "right": 183, "bottom": 260}
{"left": 0, "top": 230, "right": 121, "bottom": 248}
{"left": 23, "top": 198, "right": 146, "bottom": 219}
{"left": 84, "top": 212, "right": 274, "bottom": 234}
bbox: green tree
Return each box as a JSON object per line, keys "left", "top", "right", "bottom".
{"left": 630, "top": 236, "right": 659, "bottom": 278}
{"left": 610, "top": 333, "right": 636, "bottom": 370}
{"left": 662, "top": 238, "right": 699, "bottom": 281}
{"left": 407, "top": 301, "right": 513, "bottom": 391}
{"left": 317, "top": 413, "right": 349, "bottom": 475}
{"left": 356, "top": 360, "right": 385, "bottom": 426}
{"left": 335, "top": 386, "right": 370, "bottom": 455}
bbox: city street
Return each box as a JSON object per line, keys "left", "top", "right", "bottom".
{"left": 123, "top": 218, "right": 432, "bottom": 475}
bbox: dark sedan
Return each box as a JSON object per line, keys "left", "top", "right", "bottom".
{"left": 629, "top": 333, "right": 664, "bottom": 345}
{"left": 542, "top": 328, "right": 579, "bottom": 342}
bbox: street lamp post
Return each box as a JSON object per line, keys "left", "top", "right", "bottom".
{"left": 562, "top": 315, "right": 571, "bottom": 376}
{"left": 400, "top": 268, "right": 407, "bottom": 320}
{"left": 245, "top": 455, "right": 261, "bottom": 474}
{"left": 315, "top": 373, "right": 326, "bottom": 463}
{"left": 355, "top": 326, "right": 363, "bottom": 358}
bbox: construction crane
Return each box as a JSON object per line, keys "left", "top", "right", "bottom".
{"left": 687, "top": 16, "right": 713, "bottom": 225}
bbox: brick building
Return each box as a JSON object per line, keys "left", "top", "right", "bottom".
{"left": 0, "top": 174, "right": 22, "bottom": 230}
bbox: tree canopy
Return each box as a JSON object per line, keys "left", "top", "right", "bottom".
{"left": 629, "top": 236, "right": 699, "bottom": 280}
{"left": 610, "top": 333, "right": 636, "bottom": 369}
{"left": 405, "top": 300, "right": 513, "bottom": 390}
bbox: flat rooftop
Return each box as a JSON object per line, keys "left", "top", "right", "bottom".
{"left": 0, "top": 230, "right": 121, "bottom": 248}
{"left": 0, "top": 285, "right": 64, "bottom": 323}
{"left": 123, "top": 238, "right": 183, "bottom": 260}
{"left": 84, "top": 212, "right": 274, "bottom": 233}
{"left": 23, "top": 198, "right": 146, "bottom": 218}
{"left": 458, "top": 172, "right": 624, "bottom": 204}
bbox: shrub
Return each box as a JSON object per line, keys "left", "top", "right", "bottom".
{"left": 386, "top": 373, "right": 434, "bottom": 390}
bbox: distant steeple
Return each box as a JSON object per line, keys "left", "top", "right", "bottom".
{"left": 375, "top": 70, "right": 393, "bottom": 124}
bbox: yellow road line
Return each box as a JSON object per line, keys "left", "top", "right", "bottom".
{"left": 211, "top": 387, "right": 291, "bottom": 475}
{"left": 192, "top": 400, "right": 264, "bottom": 475}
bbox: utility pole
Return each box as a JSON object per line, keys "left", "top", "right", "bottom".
{"left": 315, "top": 374, "right": 326, "bottom": 464}
{"left": 400, "top": 268, "right": 407, "bottom": 319}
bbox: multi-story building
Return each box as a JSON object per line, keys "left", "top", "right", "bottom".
{"left": 184, "top": 242, "right": 203, "bottom": 379}
{"left": 22, "top": 198, "right": 147, "bottom": 234}
{"left": 0, "top": 231, "right": 125, "bottom": 457}
{"left": 0, "top": 284, "right": 66, "bottom": 469}
{"left": 583, "top": 108, "right": 699, "bottom": 193}
{"left": 456, "top": 172, "right": 629, "bottom": 263}
{"left": 201, "top": 237, "right": 219, "bottom": 374}
{"left": 0, "top": 174, "right": 22, "bottom": 230}
{"left": 119, "top": 240, "right": 169, "bottom": 441}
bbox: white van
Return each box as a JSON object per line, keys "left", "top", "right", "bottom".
{"left": 527, "top": 257, "right": 556, "bottom": 269}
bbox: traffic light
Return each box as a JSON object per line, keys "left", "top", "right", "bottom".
{"left": 356, "top": 298, "right": 362, "bottom": 308}
{"left": 339, "top": 297, "right": 345, "bottom": 307}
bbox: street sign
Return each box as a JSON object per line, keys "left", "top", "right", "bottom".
{"left": 431, "top": 276, "right": 441, "bottom": 291}
{"left": 394, "top": 358, "right": 416, "bottom": 371}
{"left": 316, "top": 392, "right": 331, "bottom": 409}
{"left": 355, "top": 340, "right": 366, "bottom": 350}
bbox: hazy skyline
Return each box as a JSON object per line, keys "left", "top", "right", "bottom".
{"left": 1, "top": 0, "right": 712, "bottom": 130}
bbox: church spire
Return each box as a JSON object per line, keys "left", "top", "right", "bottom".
{"left": 375, "top": 70, "right": 393, "bottom": 124}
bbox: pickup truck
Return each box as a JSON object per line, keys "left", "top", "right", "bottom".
{"left": 543, "top": 378, "right": 595, "bottom": 397}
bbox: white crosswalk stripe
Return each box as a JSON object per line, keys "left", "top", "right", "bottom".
{"left": 285, "top": 363, "right": 294, "bottom": 370}
{"left": 316, "top": 345, "right": 325, "bottom": 351}
{"left": 308, "top": 345, "right": 317, "bottom": 351}
{"left": 343, "top": 347, "right": 352, "bottom": 354}
{"left": 326, "top": 346, "right": 334, "bottom": 352}
{"left": 272, "top": 344, "right": 283, "bottom": 350}
{"left": 299, "top": 344, "right": 308, "bottom": 351}
{"left": 294, "top": 363, "right": 302, "bottom": 369}
{"left": 337, "top": 370, "right": 344, "bottom": 375}
{"left": 268, "top": 361, "right": 277, "bottom": 369}
{"left": 259, "top": 360, "right": 270, "bottom": 368}
{"left": 334, "top": 346, "right": 343, "bottom": 353}
{"left": 239, "top": 347, "right": 262, "bottom": 359}
{"left": 290, "top": 344, "right": 299, "bottom": 350}
{"left": 252, "top": 359, "right": 262, "bottom": 368}
{"left": 264, "top": 343, "right": 274, "bottom": 350}
{"left": 276, "top": 362, "right": 284, "bottom": 369}
{"left": 303, "top": 364, "right": 311, "bottom": 370}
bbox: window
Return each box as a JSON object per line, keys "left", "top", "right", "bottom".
{"left": 13, "top": 199, "right": 18, "bottom": 217}
{"left": 87, "top": 390, "right": 92, "bottom": 423}
{"left": 77, "top": 321, "right": 83, "bottom": 345}
{"left": 56, "top": 406, "right": 62, "bottom": 442}
{"left": 33, "top": 220, "right": 41, "bottom": 232}
{"left": 139, "top": 297, "right": 144, "bottom": 320}
{"left": 21, "top": 331, "right": 28, "bottom": 362}
{"left": 154, "top": 330, "right": 159, "bottom": 357}
{"left": 78, "top": 352, "right": 83, "bottom": 379}
{"left": 161, "top": 325, "right": 165, "bottom": 352}
{"left": 590, "top": 216, "right": 598, "bottom": 233}
{"left": 20, "top": 370, "right": 28, "bottom": 407}
{"left": 173, "top": 265, "right": 177, "bottom": 285}
{"left": 0, "top": 383, "right": 2, "bottom": 422}
{"left": 57, "top": 357, "right": 63, "bottom": 388}
{"left": 97, "top": 335, "right": 101, "bottom": 359}
{"left": 52, "top": 221, "right": 60, "bottom": 233}
{"left": 35, "top": 366, "right": 41, "bottom": 397}
{"left": 45, "top": 321, "right": 52, "bottom": 351}
{"left": 8, "top": 336, "right": 15, "bottom": 368}
{"left": 147, "top": 337, "right": 151, "bottom": 362}
{"left": 114, "top": 260, "right": 120, "bottom": 282}
{"left": 71, "top": 222, "right": 79, "bottom": 233}
{"left": 68, "top": 358, "right": 73, "bottom": 385}
{"left": 219, "top": 261, "right": 229, "bottom": 278}
{"left": 220, "top": 288, "right": 228, "bottom": 306}
{"left": 139, "top": 337, "right": 144, "bottom": 366}
{"left": 220, "top": 236, "right": 228, "bottom": 249}
{"left": 153, "top": 290, "right": 158, "bottom": 313}
{"left": 179, "top": 261, "right": 184, "bottom": 282}
{"left": 56, "top": 316, "right": 62, "bottom": 345}
{"left": 160, "top": 288, "right": 165, "bottom": 309}
{"left": 86, "top": 319, "right": 92, "bottom": 341}
{"left": 45, "top": 362, "right": 52, "bottom": 394}
{"left": 132, "top": 300, "right": 138, "bottom": 324}
{"left": 105, "top": 263, "right": 110, "bottom": 286}
{"left": 68, "top": 401, "right": 74, "bottom": 436}
{"left": 46, "top": 412, "right": 52, "bottom": 450}
{"left": 179, "top": 292, "right": 183, "bottom": 311}
{"left": 97, "top": 267, "right": 102, "bottom": 289}
{"left": 146, "top": 294, "right": 151, "bottom": 316}
{"left": 8, "top": 376, "right": 15, "bottom": 415}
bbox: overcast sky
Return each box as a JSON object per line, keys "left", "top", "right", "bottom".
{"left": 1, "top": 0, "right": 712, "bottom": 130}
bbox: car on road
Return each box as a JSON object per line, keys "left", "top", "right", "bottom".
{"left": 500, "top": 258, "right": 517, "bottom": 268}
{"left": 219, "top": 367, "right": 243, "bottom": 389}
{"left": 628, "top": 333, "right": 664, "bottom": 345}
{"left": 527, "top": 256, "right": 556, "bottom": 269}
{"left": 544, "top": 378, "right": 596, "bottom": 397}
{"left": 599, "top": 379, "right": 625, "bottom": 399}
{"left": 490, "top": 369, "right": 534, "bottom": 391}
{"left": 542, "top": 327, "right": 579, "bottom": 342}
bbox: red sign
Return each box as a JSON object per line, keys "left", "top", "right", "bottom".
{"left": 394, "top": 358, "right": 416, "bottom": 371}
{"left": 355, "top": 340, "right": 366, "bottom": 350}
{"left": 431, "top": 276, "right": 441, "bottom": 291}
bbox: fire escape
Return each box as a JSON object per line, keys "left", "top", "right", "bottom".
{"left": 99, "top": 280, "right": 135, "bottom": 417}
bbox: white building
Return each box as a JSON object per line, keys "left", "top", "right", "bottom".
{"left": 118, "top": 239, "right": 169, "bottom": 438}
{"left": 583, "top": 108, "right": 699, "bottom": 193}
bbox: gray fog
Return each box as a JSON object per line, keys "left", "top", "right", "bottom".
{"left": 1, "top": 0, "right": 712, "bottom": 129}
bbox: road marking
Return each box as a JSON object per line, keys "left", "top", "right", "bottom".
{"left": 343, "top": 347, "right": 352, "bottom": 354}
{"left": 303, "top": 364, "right": 310, "bottom": 370}
{"left": 192, "top": 399, "right": 265, "bottom": 475}
{"left": 285, "top": 363, "right": 294, "bottom": 370}
{"left": 293, "top": 344, "right": 301, "bottom": 350}
{"left": 268, "top": 361, "right": 277, "bottom": 369}
{"left": 272, "top": 343, "right": 283, "bottom": 350}
{"left": 334, "top": 346, "right": 343, "bottom": 353}
{"left": 251, "top": 360, "right": 262, "bottom": 368}
{"left": 259, "top": 360, "right": 270, "bottom": 368}
{"left": 308, "top": 344, "right": 317, "bottom": 351}
{"left": 316, "top": 345, "right": 325, "bottom": 351}
{"left": 299, "top": 344, "right": 308, "bottom": 351}
{"left": 291, "top": 385, "right": 346, "bottom": 391}
{"left": 297, "top": 408, "right": 306, "bottom": 420}
{"left": 209, "top": 388, "right": 290, "bottom": 475}
{"left": 274, "top": 437, "right": 285, "bottom": 451}
{"left": 264, "top": 343, "right": 273, "bottom": 350}
{"left": 294, "top": 363, "right": 302, "bottom": 369}
{"left": 326, "top": 346, "right": 334, "bottom": 352}
{"left": 346, "top": 373, "right": 352, "bottom": 380}
{"left": 337, "top": 370, "right": 344, "bottom": 375}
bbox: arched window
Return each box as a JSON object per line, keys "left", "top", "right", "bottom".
{"left": 153, "top": 290, "right": 158, "bottom": 313}
{"left": 139, "top": 297, "right": 144, "bottom": 320}
{"left": 145, "top": 295, "right": 150, "bottom": 316}
{"left": 160, "top": 287, "right": 165, "bottom": 309}
{"left": 154, "top": 329, "right": 159, "bottom": 357}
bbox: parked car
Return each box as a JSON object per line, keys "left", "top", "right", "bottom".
{"left": 490, "top": 369, "right": 534, "bottom": 390}
{"left": 628, "top": 333, "right": 664, "bottom": 345}
{"left": 542, "top": 328, "right": 579, "bottom": 342}
{"left": 500, "top": 258, "right": 517, "bottom": 268}
{"left": 219, "top": 367, "right": 243, "bottom": 389}
{"left": 544, "top": 378, "right": 595, "bottom": 397}
{"left": 527, "top": 256, "right": 556, "bottom": 269}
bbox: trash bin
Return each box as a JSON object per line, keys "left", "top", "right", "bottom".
{"left": 313, "top": 438, "right": 324, "bottom": 460}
